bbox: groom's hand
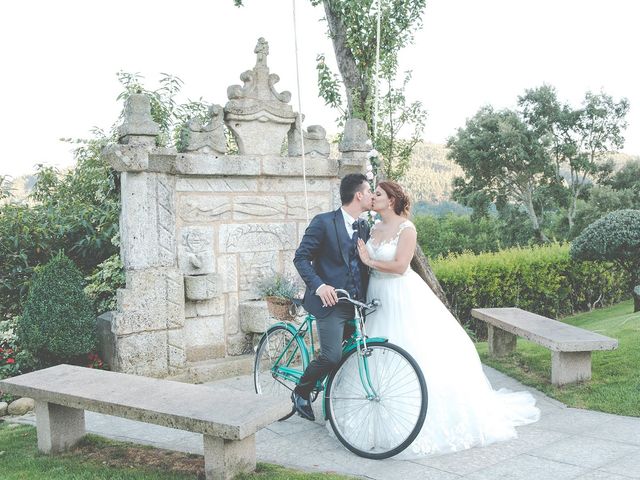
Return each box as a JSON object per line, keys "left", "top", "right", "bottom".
{"left": 317, "top": 285, "right": 339, "bottom": 307}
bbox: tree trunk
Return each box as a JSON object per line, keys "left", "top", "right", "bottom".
{"left": 633, "top": 285, "right": 640, "bottom": 313}
{"left": 411, "top": 244, "right": 451, "bottom": 310}
{"left": 322, "top": 0, "right": 367, "bottom": 117}
{"left": 524, "top": 190, "right": 549, "bottom": 243}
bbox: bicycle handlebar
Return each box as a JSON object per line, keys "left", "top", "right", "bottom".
{"left": 334, "top": 289, "right": 381, "bottom": 311}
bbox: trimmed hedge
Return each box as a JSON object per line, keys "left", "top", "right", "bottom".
{"left": 18, "top": 253, "right": 96, "bottom": 366}
{"left": 432, "top": 243, "right": 629, "bottom": 337}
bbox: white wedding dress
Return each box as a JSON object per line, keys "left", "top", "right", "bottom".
{"left": 363, "top": 220, "right": 540, "bottom": 457}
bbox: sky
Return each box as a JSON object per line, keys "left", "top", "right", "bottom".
{"left": 1, "top": 0, "right": 638, "bottom": 178}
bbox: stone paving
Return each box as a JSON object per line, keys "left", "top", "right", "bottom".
{"left": 8, "top": 366, "right": 640, "bottom": 479}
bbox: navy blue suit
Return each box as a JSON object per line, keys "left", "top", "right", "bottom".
{"left": 294, "top": 209, "right": 370, "bottom": 317}
{"left": 292, "top": 208, "right": 370, "bottom": 397}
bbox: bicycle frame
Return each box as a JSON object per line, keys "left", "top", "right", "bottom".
{"left": 265, "top": 302, "right": 388, "bottom": 414}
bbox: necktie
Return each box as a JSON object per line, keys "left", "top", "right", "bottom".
{"left": 350, "top": 220, "right": 362, "bottom": 299}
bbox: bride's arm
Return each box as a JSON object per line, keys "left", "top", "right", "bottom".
{"left": 357, "top": 227, "right": 417, "bottom": 274}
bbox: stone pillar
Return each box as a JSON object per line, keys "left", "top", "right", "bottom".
{"left": 551, "top": 351, "right": 592, "bottom": 386}
{"left": 487, "top": 325, "right": 516, "bottom": 357}
{"left": 103, "top": 94, "right": 185, "bottom": 377}
{"left": 203, "top": 434, "right": 256, "bottom": 480}
{"left": 35, "top": 401, "right": 85, "bottom": 453}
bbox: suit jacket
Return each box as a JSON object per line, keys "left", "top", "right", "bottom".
{"left": 293, "top": 209, "right": 370, "bottom": 318}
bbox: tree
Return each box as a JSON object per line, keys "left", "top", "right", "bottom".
{"left": 571, "top": 209, "right": 640, "bottom": 311}
{"left": 448, "top": 106, "right": 552, "bottom": 243}
{"left": 519, "top": 85, "right": 629, "bottom": 231}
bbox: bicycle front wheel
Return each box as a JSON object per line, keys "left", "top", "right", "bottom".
{"left": 326, "top": 341, "right": 427, "bottom": 459}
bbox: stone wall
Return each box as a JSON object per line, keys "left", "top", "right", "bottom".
{"left": 101, "top": 39, "right": 370, "bottom": 378}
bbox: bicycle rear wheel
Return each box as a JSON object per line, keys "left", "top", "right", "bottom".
{"left": 254, "top": 325, "right": 305, "bottom": 415}
{"left": 326, "top": 341, "right": 427, "bottom": 459}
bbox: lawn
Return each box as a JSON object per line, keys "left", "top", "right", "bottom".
{"left": 0, "top": 423, "right": 351, "bottom": 480}
{"left": 476, "top": 299, "right": 640, "bottom": 416}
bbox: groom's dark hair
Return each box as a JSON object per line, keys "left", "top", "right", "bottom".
{"left": 340, "top": 173, "right": 368, "bottom": 205}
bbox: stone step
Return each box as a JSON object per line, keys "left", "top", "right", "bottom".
{"left": 169, "top": 354, "right": 255, "bottom": 384}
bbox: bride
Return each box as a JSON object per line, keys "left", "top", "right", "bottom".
{"left": 356, "top": 180, "right": 540, "bottom": 457}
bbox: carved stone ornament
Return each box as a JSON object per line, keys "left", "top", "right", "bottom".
{"left": 288, "top": 115, "right": 330, "bottom": 157}
{"left": 182, "top": 104, "right": 226, "bottom": 155}
{"left": 118, "top": 94, "right": 160, "bottom": 146}
{"left": 224, "top": 38, "right": 297, "bottom": 155}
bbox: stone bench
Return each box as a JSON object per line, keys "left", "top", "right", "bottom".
{"left": 471, "top": 307, "right": 618, "bottom": 386}
{"left": 0, "top": 364, "right": 290, "bottom": 480}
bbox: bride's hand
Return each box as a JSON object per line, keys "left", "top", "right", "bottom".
{"left": 357, "top": 238, "right": 373, "bottom": 267}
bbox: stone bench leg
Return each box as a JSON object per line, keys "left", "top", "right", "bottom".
{"left": 488, "top": 325, "right": 516, "bottom": 357}
{"left": 35, "top": 401, "right": 86, "bottom": 453}
{"left": 551, "top": 351, "right": 592, "bottom": 386}
{"left": 203, "top": 434, "right": 256, "bottom": 480}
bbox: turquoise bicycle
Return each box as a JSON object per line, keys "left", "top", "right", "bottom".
{"left": 254, "top": 289, "right": 428, "bottom": 459}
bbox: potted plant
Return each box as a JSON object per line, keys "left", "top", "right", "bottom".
{"left": 258, "top": 273, "right": 301, "bottom": 322}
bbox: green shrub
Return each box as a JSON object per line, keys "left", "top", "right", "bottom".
{"left": 571, "top": 209, "right": 640, "bottom": 286}
{"left": 18, "top": 253, "right": 97, "bottom": 366}
{"left": 84, "top": 254, "right": 125, "bottom": 315}
{"left": 433, "top": 243, "right": 629, "bottom": 337}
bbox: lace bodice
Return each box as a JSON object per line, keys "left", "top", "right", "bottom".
{"left": 366, "top": 220, "right": 416, "bottom": 274}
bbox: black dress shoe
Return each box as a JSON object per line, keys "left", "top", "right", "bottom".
{"left": 291, "top": 391, "right": 315, "bottom": 421}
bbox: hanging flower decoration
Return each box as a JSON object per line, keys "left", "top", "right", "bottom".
{"left": 366, "top": 149, "right": 382, "bottom": 188}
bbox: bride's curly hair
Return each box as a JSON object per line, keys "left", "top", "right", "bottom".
{"left": 378, "top": 181, "right": 411, "bottom": 217}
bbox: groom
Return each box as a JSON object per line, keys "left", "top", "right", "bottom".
{"left": 291, "top": 173, "right": 373, "bottom": 421}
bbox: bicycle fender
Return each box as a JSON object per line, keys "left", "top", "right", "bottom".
{"left": 342, "top": 337, "right": 388, "bottom": 355}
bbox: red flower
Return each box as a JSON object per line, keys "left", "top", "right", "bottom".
{"left": 6, "top": 358, "right": 15, "bottom": 364}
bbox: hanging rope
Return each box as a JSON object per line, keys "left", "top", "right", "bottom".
{"left": 292, "top": 0, "right": 310, "bottom": 223}
{"left": 373, "top": 0, "right": 382, "bottom": 143}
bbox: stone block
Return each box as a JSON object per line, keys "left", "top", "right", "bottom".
{"left": 175, "top": 154, "right": 260, "bottom": 176}
{"left": 102, "top": 144, "right": 150, "bottom": 172}
{"left": 220, "top": 223, "right": 297, "bottom": 253}
{"left": 8, "top": 397, "right": 35, "bottom": 415}
{"left": 176, "top": 177, "right": 258, "bottom": 193}
{"left": 261, "top": 156, "right": 338, "bottom": 177}
{"left": 286, "top": 194, "right": 331, "bottom": 220}
{"left": 551, "top": 351, "right": 592, "bottom": 386}
{"left": 488, "top": 325, "right": 516, "bottom": 357}
{"left": 204, "top": 434, "right": 256, "bottom": 480}
{"left": 0, "top": 401, "right": 7, "bottom": 416}
{"left": 178, "top": 195, "right": 233, "bottom": 223}
{"left": 120, "top": 172, "right": 176, "bottom": 270}
{"left": 35, "top": 401, "right": 86, "bottom": 454}
{"left": 233, "top": 195, "right": 286, "bottom": 220}
{"left": 178, "top": 226, "right": 216, "bottom": 275}
{"left": 184, "top": 316, "right": 225, "bottom": 362}
{"left": 114, "top": 331, "right": 168, "bottom": 377}
{"left": 239, "top": 300, "right": 271, "bottom": 334}
{"left": 185, "top": 274, "right": 222, "bottom": 301}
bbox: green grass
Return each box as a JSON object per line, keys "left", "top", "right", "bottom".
{"left": 476, "top": 299, "right": 640, "bottom": 416}
{"left": 0, "top": 423, "right": 352, "bottom": 480}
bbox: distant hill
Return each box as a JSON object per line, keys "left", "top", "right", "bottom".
{"left": 402, "top": 142, "right": 463, "bottom": 203}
